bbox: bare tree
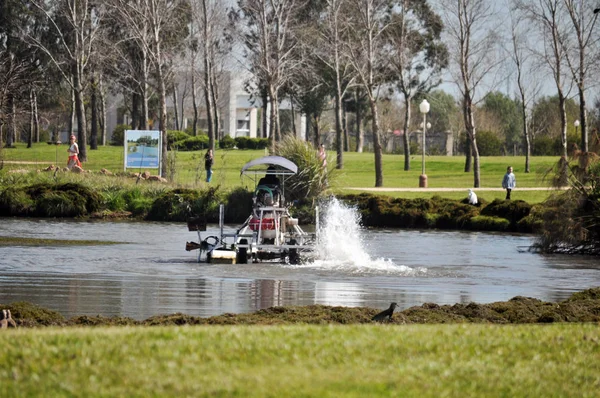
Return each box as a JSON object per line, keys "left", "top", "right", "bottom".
{"left": 232, "top": 0, "right": 304, "bottom": 150}
{"left": 190, "top": 0, "right": 229, "bottom": 149}
{"left": 107, "top": 0, "right": 189, "bottom": 177}
{"left": 439, "top": 0, "right": 501, "bottom": 188}
{"left": 520, "top": 0, "right": 571, "bottom": 172}
{"left": 387, "top": 0, "right": 448, "bottom": 172}
{"left": 0, "top": 51, "right": 29, "bottom": 149}
{"left": 345, "top": 0, "right": 393, "bottom": 187}
{"left": 315, "top": 0, "right": 357, "bottom": 169}
{"left": 558, "top": 0, "right": 600, "bottom": 152}
{"left": 506, "top": 4, "right": 542, "bottom": 173}
{"left": 28, "top": 0, "right": 104, "bottom": 162}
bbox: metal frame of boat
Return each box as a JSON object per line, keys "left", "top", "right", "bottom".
{"left": 186, "top": 156, "right": 318, "bottom": 264}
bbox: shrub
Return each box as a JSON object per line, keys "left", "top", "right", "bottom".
{"left": 146, "top": 187, "right": 222, "bottom": 222}
{"left": 184, "top": 126, "right": 207, "bottom": 136}
{"left": 0, "top": 188, "right": 34, "bottom": 216}
{"left": 532, "top": 135, "right": 556, "bottom": 156}
{"left": 178, "top": 135, "right": 209, "bottom": 151}
{"left": 476, "top": 130, "right": 504, "bottom": 156}
{"left": 167, "top": 130, "right": 191, "bottom": 149}
{"left": 275, "top": 135, "right": 331, "bottom": 201}
{"left": 469, "top": 215, "right": 510, "bottom": 231}
{"left": 235, "top": 136, "right": 250, "bottom": 149}
{"left": 35, "top": 191, "right": 88, "bottom": 217}
{"left": 480, "top": 199, "right": 531, "bottom": 229}
{"left": 224, "top": 187, "right": 253, "bottom": 223}
{"left": 111, "top": 124, "right": 131, "bottom": 146}
{"left": 219, "top": 135, "right": 236, "bottom": 149}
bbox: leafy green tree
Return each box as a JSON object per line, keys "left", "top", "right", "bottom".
{"left": 481, "top": 92, "right": 522, "bottom": 154}
{"left": 476, "top": 130, "right": 503, "bottom": 156}
{"left": 426, "top": 90, "right": 459, "bottom": 135}
{"left": 530, "top": 95, "right": 579, "bottom": 147}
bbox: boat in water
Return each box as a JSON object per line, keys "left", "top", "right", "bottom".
{"left": 186, "top": 156, "right": 318, "bottom": 264}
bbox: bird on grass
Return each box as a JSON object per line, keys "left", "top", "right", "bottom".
{"left": 372, "top": 302, "right": 397, "bottom": 322}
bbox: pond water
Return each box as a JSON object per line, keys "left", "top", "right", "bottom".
{"left": 1, "top": 201, "right": 599, "bottom": 320}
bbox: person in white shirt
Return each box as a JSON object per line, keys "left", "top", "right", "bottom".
{"left": 502, "top": 166, "right": 516, "bottom": 200}
{"left": 67, "top": 135, "right": 81, "bottom": 169}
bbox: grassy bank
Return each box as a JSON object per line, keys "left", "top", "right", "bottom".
{"left": 0, "top": 323, "right": 598, "bottom": 396}
{"left": 1, "top": 143, "right": 561, "bottom": 203}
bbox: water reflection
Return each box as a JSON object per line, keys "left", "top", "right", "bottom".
{"left": 0, "top": 218, "right": 599, "bottom": 320}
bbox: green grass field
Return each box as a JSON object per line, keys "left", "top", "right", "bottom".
{"left": 1, "top": 324, "right": 598, "bottom": 397}
{"left": 1, "top": 143, "right": 562, "bottom": 203}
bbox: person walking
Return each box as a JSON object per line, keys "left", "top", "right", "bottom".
{"left": 204, "top": 149, "right": 214, "bottom": 182}
{"left": 318, "top": 144, "right": 327, "bottom": 168}
{"left": 502, "top": 166, "right": 516, "bottom": 200}
{"left": 318, "top": 144, "right": 328, "bottom": 186}
{"left": 66, "top": 135, "right": 82, "bottom": 170}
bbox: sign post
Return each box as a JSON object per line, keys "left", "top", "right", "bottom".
{"left": 124, "top": 130, "right": 162, "bottom": 176}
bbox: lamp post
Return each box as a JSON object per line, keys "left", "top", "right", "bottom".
{"left": 419, "top": 99, "right": 430, "bottom": 188}
{"left": 574, "top": 119, "right": 580, "bottom": 137}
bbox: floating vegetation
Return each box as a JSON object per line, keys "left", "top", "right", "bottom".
{"left": 0, "top": 236, "right": 125, "bottom": 247}
{"left": 2, "top": 288, "right": 599, "bottom": 328}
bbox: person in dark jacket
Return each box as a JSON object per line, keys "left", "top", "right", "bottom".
{"left": 204, "top": 149, "right": 214, "bottom": 182}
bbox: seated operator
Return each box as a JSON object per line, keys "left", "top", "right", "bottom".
{"left": 258, "top": 166, "right": 280, "bottom": 188}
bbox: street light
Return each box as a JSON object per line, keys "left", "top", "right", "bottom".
{"left": 419, "top": 99, "right": 430, "bottom": 188}
{"left": 574, "top": 119, "right": 580, "bottom": 137}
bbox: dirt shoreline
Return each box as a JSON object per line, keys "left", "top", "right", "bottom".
{"left": 2, "top": 288, "right": 599, "bottom": 328}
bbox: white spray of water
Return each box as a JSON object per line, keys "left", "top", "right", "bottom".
{"left": 301, "top": 197, "right": 426, "bottom": 275}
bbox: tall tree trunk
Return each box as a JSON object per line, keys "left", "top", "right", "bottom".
{"left": 355, "top": 89, "right": 364, "bottom": 153}
{"left": 269, "top": 85, "right": 280, "bottom": 149}
{"left": 203, "top": 68, "right": 215, "bottom": 149}
{"left": 516, "top": 63, "right": 530, "bottom": 173}
{"left": 191, "top": 70, "right": 198, "bottom": 136}
{"left": 99, "top": 76, "right": 106, "bottom": 145}
{"left": 33, "top": 90, "right": 39, "bottom": 143}
{"left": 343, "top": 104, "right": 349, "bottom": 152}
{"left": 463, "top": 95, "right": 480, "bottom": 187}
{"left": 141, "top": 51, "right": 149, "bottom": 130}
{"left": 131, "top": 92, "right": 139, "bottom": 130}
{"left": 202, "top": 0, "right": 215, "bottom": 149}
{"left": 90, "top": 74, "right": 98, "bottom": 150}
{"left": 210, "top": 74, "right": 220, "bottom": 140}
{"left": 261, "top": 88, "right": 268, "bottom": 139}
{"left": 28, "top": 89, "right": 34, "bottom": 148}
{"left": 73, "top": 71, "right": 87, "bottom": 161}
{"left": 314, "top": 113, "right": 320, "bottom": 146}
{"left": 158, "top": 67, "right": 168, "bottom": 177}
{"left": 579, "top": 86, "right": 588, "bottom": 152}
{"left": 463, "top": 94, "right": 472, "bottom": 173}
{"left": 305, "top": 112, "right": 310, "bottom": 142}
{"left": 334, "top": 90, "right": 344, "bottom": 169}
{"left": 173, "top": 85, "right": 180, "bottom": 131}
{"left": 290, "top": 100, "right": 297, "bottom": 137}
{"left": 558, "top": 91, "right": 567, "bottom": 156}
{"left": 402, "top": 93, "right": 411, "bottom": 171}
{"left": 370, "top": 98, "right": 383, "bottom": 187}
{"left": 69, "top": 86, "right": 75, "bottom": 137}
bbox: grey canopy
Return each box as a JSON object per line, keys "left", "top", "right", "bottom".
{"left": 240, "top": 156, "right": 298, "bottom": 175}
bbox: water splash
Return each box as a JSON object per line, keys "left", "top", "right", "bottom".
{"left": 299, "top": 197, "right": 426, "bottom": 275}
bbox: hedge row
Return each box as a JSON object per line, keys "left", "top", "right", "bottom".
{"left": 1, "top": 182, "right": 538, "bottom": 233}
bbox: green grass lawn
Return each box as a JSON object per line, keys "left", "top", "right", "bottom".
{"left": 1, "top": 143, "right": 562, "bottom": 203}
{"left": 0, "top": 323, "right": 597, "bottom": 397}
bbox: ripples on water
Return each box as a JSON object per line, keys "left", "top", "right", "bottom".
{"left": 1, "top": 198, "right": 599, "bottom": 319}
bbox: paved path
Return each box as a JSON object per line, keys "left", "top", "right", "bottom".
{"left": 345, "top": 187, "right": 565, "bottom": 192}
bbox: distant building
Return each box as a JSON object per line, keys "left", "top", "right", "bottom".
{"left": 106, "top": 70, "right": 305, "bottom": 142}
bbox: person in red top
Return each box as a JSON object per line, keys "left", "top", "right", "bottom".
{"left": 67, "top": 135, "right": 82, "bottom": 169}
